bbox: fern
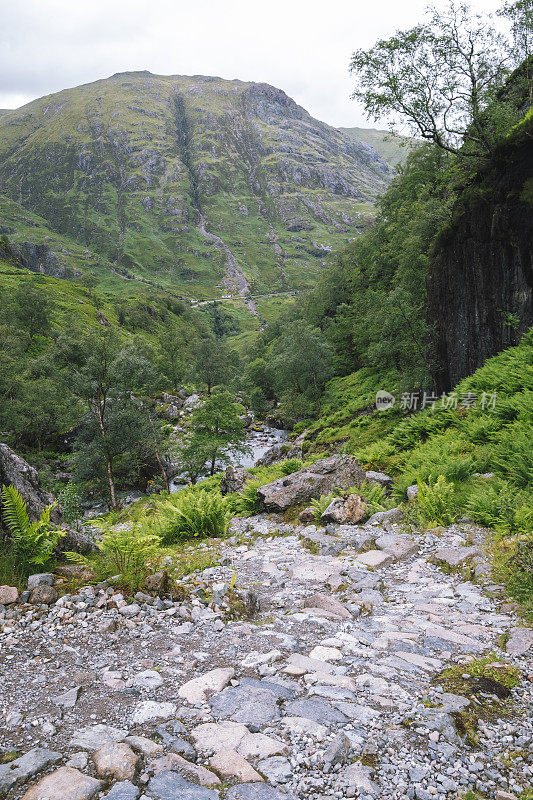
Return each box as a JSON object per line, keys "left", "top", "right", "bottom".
{"left": 157, "top": 489, "right": 230, "bottom": 543}
{"left": 67, "top": 523, "right": 161, "bottom": 592}
{"left": 1, "top": 485, "right": 63, "bottom": 578}
{"left": 310, "top": 492, "right": 337, "bottom": 524}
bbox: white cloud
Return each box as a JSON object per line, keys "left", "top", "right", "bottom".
{"left": 0, "top": 0, "right": 505, "bottom": 127}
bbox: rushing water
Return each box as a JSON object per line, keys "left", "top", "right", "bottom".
{"left": 169, "top": 424, "right": 288, "bottom": 492}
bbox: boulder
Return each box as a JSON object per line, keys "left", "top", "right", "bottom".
{"left": 0, "top": 585, "right": 18, "bottom": 605}
{"left": 21, "top": 767, "right": 102, "bottom": 800}
{"left": 321, "top": 494, "right": 368, "bottom": 524}
{"left": 298, "top": 507, "right": 316, "bottom": 524}
{"left": 406, "top": 484, "right": 419, "bottom": 501}
{"left": 506, "top": 627, "right": 533, "bottom": 656}
{"left": 258, "top": 456, "right": 365, "bottom": 512}
{"left": 0, "top": 443, "right": 60, "bottom": 523}
{"left": 27, "top": 573, "right": 54, "bottom": 590}
{"left": 365, "top": 471, "right": 393, "bottom": 491}
{"left": 93, "top": 742, "right": 138, "bottom": 781}
{"left": 29, "top": 585, "right": 58, "bottom": 605}
{"left": 219, "top": 466, "right": 253, "bottom": 495}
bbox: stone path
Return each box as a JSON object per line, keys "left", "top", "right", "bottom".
{"left": 0, "top": 516, "right": 531, "bottom": 800}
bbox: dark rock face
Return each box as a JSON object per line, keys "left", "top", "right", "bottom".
{"left": 428, "top": 128, "right": 533, "bottom": 391}
{"left": 0, "top": 443, "right": 60, "bottom": 523}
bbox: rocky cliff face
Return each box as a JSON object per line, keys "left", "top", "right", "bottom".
{"left": 427, "top": 121, "right": 533, "bottom": 391}
{"left": 0, "top": 72, "right": 390, "bottom": 298}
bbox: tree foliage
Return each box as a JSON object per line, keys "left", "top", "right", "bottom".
{"left": 351, "top": 2, "right": 517, "bottom": 156}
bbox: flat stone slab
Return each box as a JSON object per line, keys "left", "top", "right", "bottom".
{"left": 375, "top": 534, "right": 418, "bottom": 560}
{"left": 209, "top": 749, "right": 263, "bottom": 782}
{"left": 226, "top": 784, "right": 298, "bottom": 800}
{"left": 0, "top": 749, "right": 62, "bottom": 795}
{"left": 69, "top": 724, "right": 127, "bottom": 751}
{"left": 282, "top": 653, "right": 335, "bottom": 676}
{"left": 151, "top": 754, "right": 220, "bottom": 787}
{"left": 336, "top": 763, "right": 379, "bottom": 796}
{"left": 21, "top": 767, "right": 103, "bottom": 800}
{"left": 178, "top": 668, "right": 235, "bottom": 704}
{"left": 101, "top": 782, "right": 140, "bottom": 800}
{"left": 353, "top": 550, "right": 395, "bottom": 569}
{"left": 147, "top": 771, "right": 220, "bottom": 800}
{"left": 209, "top": 685, "right": 280, "bottom": 727}
{"left": 131, "top": 701, "right": 176, "bottom": 725}
{"left": 302, "top": 593, "right": 351, "bottom": 620}
{"left": 237, "top": 733, "right": 289, "bottom": 760}
{"left": 290, "top": 558, "right": 344, "bottom": 583}
{"left": 283, "top": 698, "right": 348, "bottom": 724}
{"left": 432, "top": 546, "right": 482, "bottom": 568}
{"left": 506, "top": 627, "right": 533, "bottom": 656}
{"left": 280, "top": 715, "right": 329, "bottom": 739}
{"left": 192, "top": 721, "right": 250, "bottom": 752}
{"left": 238, "top": 677, "right": 296, "bottom": 701}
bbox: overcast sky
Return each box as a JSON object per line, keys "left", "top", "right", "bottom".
{"left": 0, "top": 0, "right": 504, "bottom": 128}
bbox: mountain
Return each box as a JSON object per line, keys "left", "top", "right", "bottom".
{"left": 0, "top": 72, "right": 391, "bottom": 301}
{"left": 339, "top": 127, "right": 411, "bottom": 168}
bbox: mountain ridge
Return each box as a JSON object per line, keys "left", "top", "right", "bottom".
{"left": 0, "top": 71, "right": 391, "bottom": 301}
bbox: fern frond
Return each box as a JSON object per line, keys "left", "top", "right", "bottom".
{"left": 1, "top": 485, "right": 30, "bottom": 537}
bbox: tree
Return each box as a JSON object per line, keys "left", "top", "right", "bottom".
{"left": 13, "top": 283, "right": 52, "bottom": 343}
{"left": 350, "top": 2, "right": 514, "bottom": 156}
{"left": 190, "top": 335, "right": 235, "bottom": 394}
{"left": 177, "top": 391, "right": 249, "bottom": 480}
{"left": 158, "top": 327, "right": 185, "bottom": 393}
{"left": 499, "top": 0, "right": 533, "bottom": 102}
{"left": 67, "top": 332, "right": 163, "bottom": 508}
{"left": 272, "top": 321, "right": 334, "bottom": 398}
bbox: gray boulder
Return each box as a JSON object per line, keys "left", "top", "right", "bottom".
{"left": 0, "top": 443, "right": 59, "bottom": 522}
{"left": 258, "top": 456, "right": 365, "bottom": 512}
{"left": 219, "top": 466, "right": 253, "bottom": 495}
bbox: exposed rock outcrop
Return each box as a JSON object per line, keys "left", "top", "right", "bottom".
{"left": 257, "top": 455, "right": 365, "bottom": 512}
{"left": 428, "top": 118, "right": 533, "bottom": 391}
{"left": 0, "top": 443, "right": 60, "bottom": 523}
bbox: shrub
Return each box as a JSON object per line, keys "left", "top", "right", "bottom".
{"left": 67, "top": 523, "right": 161, "bottom": 592}
{"left": 57, "top": 481, "right": 85, "bottom": 524}
{"left": 356, "top": 480, "right": 395, "bottom": 514}
{"left": 233, "top": 480, "right": 263, "bottom": 515}
{"left": 1, "top": 485, "right": 63, "bottom": 579}
{"left": 157, "top": 489, "right": 230, "bottom": 544}
{"left": 279, "top": 458, "right": 303, "bottom": 475}
{"left": 465, "top": 480, "right": 533, "bottom": 535}
{"left": 310, "top": 492, "right": 337, "bottom": 524}
{"left": 414, "top": 475, "right": 457, "bottom": 526}
{"left": 493, "top": 426, "right": 533, "bottom": 488}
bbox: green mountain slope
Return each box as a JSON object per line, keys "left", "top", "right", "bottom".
{"left": 339, "top": 127, "right": 411, "bottom": 168}
{"left": 0, "top": 72, "right": 391, "bottom": 300}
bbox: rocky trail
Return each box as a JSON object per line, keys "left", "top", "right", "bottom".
{"left": 0, "top": 514, "right": 531, "bottom": 800}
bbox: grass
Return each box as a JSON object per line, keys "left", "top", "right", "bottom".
{"left": 434, "top": 654, "right": 522, "bottom": 745}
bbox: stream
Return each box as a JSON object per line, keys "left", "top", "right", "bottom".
{"left": 169, "top": 424, "right": 288, "bottom": 492}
